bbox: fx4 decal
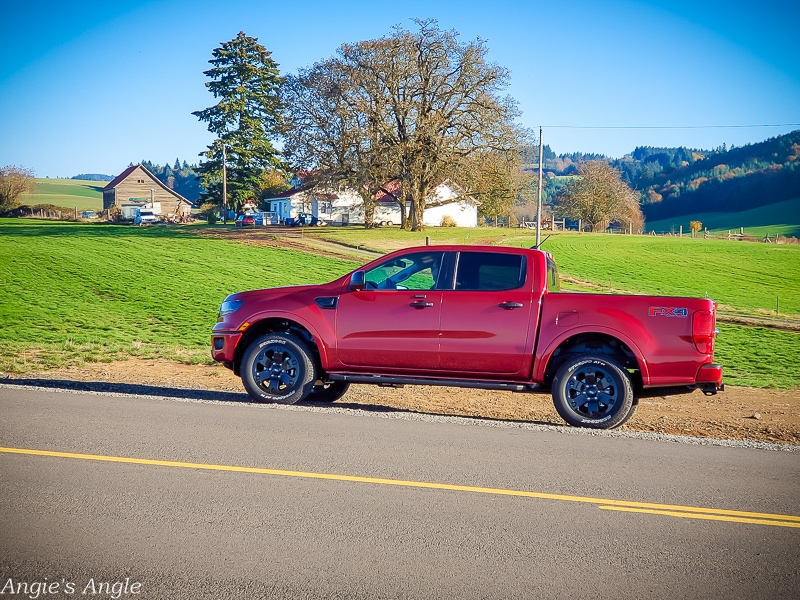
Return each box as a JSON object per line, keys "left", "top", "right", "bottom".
{"left": 649, "top": 306, "right": 688, "bottom": 318}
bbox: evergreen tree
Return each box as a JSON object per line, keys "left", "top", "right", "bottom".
{"left": 193, "top": 31, "right": 284, "bottom": 217}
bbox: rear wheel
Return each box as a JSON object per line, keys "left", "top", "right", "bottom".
{"left": 308, "top": 380, "right": 350, "bottom": 403}
{"left": 551, "top": 355, "right": 634, "bottom": 429}
{"left": 240, "top": 333, "right": 316, "bottom": 404}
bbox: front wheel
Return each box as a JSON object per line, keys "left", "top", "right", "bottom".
{"left": 240, "top": 333, "right": 316, "bottom": 404}
{"left": 551, "top": 355, "right": 634, "bottom": 429}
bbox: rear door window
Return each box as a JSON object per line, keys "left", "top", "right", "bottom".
{"left": 454, "top": 252, "right": 526, "bottom": 291}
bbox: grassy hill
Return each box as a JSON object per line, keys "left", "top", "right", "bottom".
{"left": 1, "top": 219, "right": 797, "bottom": 388}
{"left": 18, "top": 178, "right": 104, "bottom": 212}
{"left": 644, "top": 197, "right": 800, "bottom": 239}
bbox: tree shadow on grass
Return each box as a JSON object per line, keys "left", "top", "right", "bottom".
{"left": 0, "top": 221, "right": 205, "bottom": 240}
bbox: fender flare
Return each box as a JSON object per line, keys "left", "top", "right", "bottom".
{"left": 533, "top": 325, "right": 651, "bottom": 385}
{"left": 239, "top": 310, "right": 333, "bottom": 371}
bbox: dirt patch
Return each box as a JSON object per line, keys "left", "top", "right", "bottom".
{"left": 8, "top": 359, "right": 798, "bottom": 445}
{"left": 195, "top": 226, "right": 377, "bottom": 262}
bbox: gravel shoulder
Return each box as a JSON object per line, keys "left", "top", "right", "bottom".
{"left": 5, "top": 359, "right": 798, "bottom": 446}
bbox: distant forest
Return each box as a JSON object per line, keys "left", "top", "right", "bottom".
{"left": 134, "top": 159, "right": 201, "bottom": 203}
{"left": 525, "top": 130, "right": 800, "bottom": 221}
{"left": 72, "top": 173, "right": 113, "bottom": 181}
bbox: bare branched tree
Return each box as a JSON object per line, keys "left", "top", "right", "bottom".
{"left": 283, "top": 19, "right": 521, "bottom": 230}
{"left": 282, "top": 61, "right": 394, "bottom": 227}
{"left": 455, "top": 132, "right": 536, "bottom": 223}
{"left": 0, "top": 165, "right": 36, "bottom": 212}
{"left": 556, "top": 161, "right": 643, "bottom": 232}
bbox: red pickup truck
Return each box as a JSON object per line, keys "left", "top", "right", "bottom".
{"left": 211, "top": 245, "right": 723, "bottom": 429}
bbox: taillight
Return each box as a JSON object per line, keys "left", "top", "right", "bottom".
{"left": 692, "top": 310, "right": 715, "bottom": 354}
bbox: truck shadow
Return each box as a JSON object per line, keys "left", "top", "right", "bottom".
{"left": 3, "top": 378, "right": 558, "bottom": 426}
{"left": 4, "top": 378, "right": 252, "bottom": 404}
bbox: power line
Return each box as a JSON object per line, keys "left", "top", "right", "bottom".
{"left": 542, "top": 124, "right": 800, "bottom": 130}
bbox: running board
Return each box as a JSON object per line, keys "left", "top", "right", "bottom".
{"left": 328, "top": 373, "right": 540, "bottom": 393}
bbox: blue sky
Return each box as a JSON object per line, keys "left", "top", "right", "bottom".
{"left": 1, "top": 0, "right": 798, "bottom": 178}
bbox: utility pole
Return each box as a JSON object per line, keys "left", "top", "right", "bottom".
{"left": 222, "top": 144, "right": 227, "bottom": 225}
{"left": 536, "top": 125, "right": 543, "bottom": 248}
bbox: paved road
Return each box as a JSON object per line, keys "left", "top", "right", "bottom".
{"left": 1, "top": 386, "right": 798, "bottom": 599}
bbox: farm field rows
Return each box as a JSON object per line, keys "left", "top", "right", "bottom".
{"left": 0, "top": 219, "right": 798, "bottom": 389}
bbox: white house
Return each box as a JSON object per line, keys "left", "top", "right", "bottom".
{"left": 264, "top": 177, "right": 479, "bottom": 227}
{"left": 330, "top": 185, "right": 401, "bottom": 226}
{"left": 263, "top": 188, "right": 307, "bottom": 223}
{"left": 421, "top": 180, "right": 480, "bottom": 227}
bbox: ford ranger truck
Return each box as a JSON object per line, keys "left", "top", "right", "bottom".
{"left": 211, "top": 245, "right": 723, "bottom": 429}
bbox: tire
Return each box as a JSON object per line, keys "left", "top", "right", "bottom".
{"left": 551, "top": 354, "right": 634, "bottom": 429}
{"left": 308, "top": 380, "right": 350, "bottom": 403}
{"left": 240, "top": 333, "right": 316, "bottom": 404}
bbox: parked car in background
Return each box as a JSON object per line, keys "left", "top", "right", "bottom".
{"left": 81, "top": 210, "right": 98, "bottom": 219}
{"left": 290, "top": 213, "right": 321, "bottom": 227}
{"left": 235, "top": 214, "right": 255, "bottom": 227}
{"left": 134, "top": 209, "right": 159, "bottom": 225}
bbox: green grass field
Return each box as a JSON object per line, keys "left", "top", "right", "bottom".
{"left": 315, "top": 227, "right": 800, "bottom": 316}
{"left": 0, "top": 219, "right": 797, "bottom": 388}
{"left": 18, "top": 178, "right": 104, "bottom": 212}
{"left": 0, "top": 220, "right": 357, "bottom": 370}
{"left": 644, "top": 197, "right": 800, "bottom": 239}
{"left": 540, "top": 235, "right": 800, "bottom": 315}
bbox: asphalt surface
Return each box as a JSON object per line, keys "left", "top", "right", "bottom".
{"left": 1, "top": 386, "right": 798, "bottom": 599}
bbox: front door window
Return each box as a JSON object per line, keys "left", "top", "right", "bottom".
{"left": 336, "top": 252, "right": 445, "bottom": 369}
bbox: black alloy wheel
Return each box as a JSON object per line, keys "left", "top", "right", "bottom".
{"left": 241, "top": 333, "right": 316, "bottom": 404}
{"left": 551, "top": 354, "right": 635, "bottom": 429}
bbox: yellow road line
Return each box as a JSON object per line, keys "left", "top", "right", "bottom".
{"left": 2, "top": 446, "right": 798, "bottom": 528}
{"left": 598, "top": 506, "right": 800, "bottom": 528}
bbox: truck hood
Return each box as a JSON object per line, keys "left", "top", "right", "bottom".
{"left": 226, "top": 279, "right": 345, "bottom": 302}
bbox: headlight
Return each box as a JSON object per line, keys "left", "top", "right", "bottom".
{"left": 218, "top": 299, "right": 243, "bottom": 319}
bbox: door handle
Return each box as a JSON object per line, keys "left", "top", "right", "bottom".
{"left": 410, "top": 300, "right": 434, "bottom": 308}
{"left": 498, "top": 301, "right": 524, "bottom": 310}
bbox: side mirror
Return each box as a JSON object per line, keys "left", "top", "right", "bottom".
{"left": 349, "top": 270, "right": 366, "bottom": 291}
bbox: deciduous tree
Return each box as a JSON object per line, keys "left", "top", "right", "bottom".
{"left": 556, "top": 161, "right": 643, "bottom": 232}
{"left": 0, "top": 165, "right": 35, "bottom": 212}
{"left": 283, "top": 20, "right": 522, "bottom": 230}
{"left": 281, "top": 61, "right": 392, "bottom": 227}
{"left": 455, "top": 142, "right": 536, "bottom": 224}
